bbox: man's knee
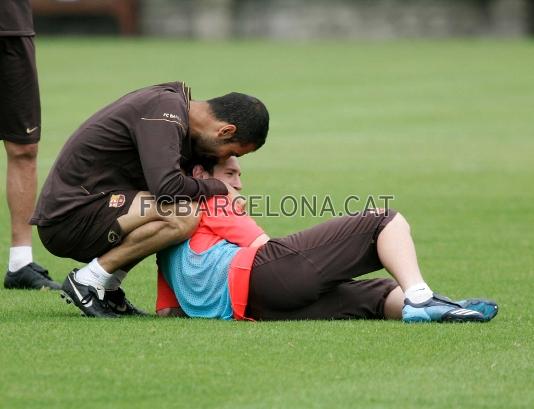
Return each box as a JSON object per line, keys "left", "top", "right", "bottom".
{"left": 120, "top": 193, "right": 199, "bottom": 238}
{"left": 166, "top": 212, "right": 200, "bottom": 242}
{"left": 139, "top": 209, "right": 199, "bottom": 246}
{"left": 5, "top": 142, "right": 38, "bottom": 162}
{"left": 160, "top": 202, "right": 200, "bottom": 241}
{"left": 391, "top": 212, "right": 410, "bottom": 233}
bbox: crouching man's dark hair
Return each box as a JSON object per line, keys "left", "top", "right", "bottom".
{"left": 207, "top": 92, "right": 269, "bottom": 149}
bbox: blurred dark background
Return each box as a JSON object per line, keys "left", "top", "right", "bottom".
{"left": 32, "top": 0, "right": 534, "bottom": 38}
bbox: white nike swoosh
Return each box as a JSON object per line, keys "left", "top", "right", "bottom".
{"left": 26, "top": 126, "right": 39, "bottom": 134}
{"left": 68, "top": 275, "right": 93, "bottom": 307}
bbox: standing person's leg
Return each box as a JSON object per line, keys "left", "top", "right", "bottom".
{"left": 1, "top": 36, "right": 59, "bottom": 290}
{"left": 5, "top": 142, "right": 38, "bottom": 249}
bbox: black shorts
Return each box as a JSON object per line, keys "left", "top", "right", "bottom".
{"left": 0, "top": 36, "right": 41, "bottom": 144}
{"left": 37, "top": 191, "right": 138, "bottom": 263}
{"left": 246, "top": 210, "right": 399, "bottom": 320}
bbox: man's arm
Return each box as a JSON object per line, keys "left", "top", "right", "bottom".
{"left": 132, "top": 93, "right": 228, "bottom": 201}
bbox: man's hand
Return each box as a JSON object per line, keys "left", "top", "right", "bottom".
{"left": 223, "top": 182, "right": 246, "bottom": 213}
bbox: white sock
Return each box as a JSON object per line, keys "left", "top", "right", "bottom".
{"left": 75, "top": 258, "right": 115, "bottom": 289}
{"left": 107, "top": 269, "right": 128, "bottom": 291}
{"left": 9, "top": 246, "right": 33, "bottom": 272}
{"left": 405, "top": 282, "right": 433, "bottom": 304}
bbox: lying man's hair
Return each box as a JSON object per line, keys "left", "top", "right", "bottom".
{"left": 184, "top": 155, "right": 218, "bottom": 176}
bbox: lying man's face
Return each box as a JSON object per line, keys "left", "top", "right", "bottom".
{"left": 192, "top": 156, "right": 243, "bottom": 191}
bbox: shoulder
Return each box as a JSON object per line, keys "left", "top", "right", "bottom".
{"left": 123, "top": 83, "right": 189, "bottom": 133}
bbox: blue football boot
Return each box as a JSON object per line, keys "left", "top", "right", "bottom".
{"left": 456, "top": 298, "right": 498, "bottom": 322}
{"left": 402, "top": 293, "right": 485, "bottom": 323}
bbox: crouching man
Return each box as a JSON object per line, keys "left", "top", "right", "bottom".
{"left": 31, "top": 82, "right": 269, "bottom": 318}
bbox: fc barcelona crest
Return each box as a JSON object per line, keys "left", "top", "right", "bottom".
{"left": 109, "top": 194, "right": 126, "bottom": 208}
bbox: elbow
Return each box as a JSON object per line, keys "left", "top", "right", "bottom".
{"left": 250, "top": 234, "right": 270, "bottom": 248}
{"left": 157, "top": 307, "right": 188, "bottom": 318}
{"left": 150, "top": 173, "right": 190, "bottom": 201}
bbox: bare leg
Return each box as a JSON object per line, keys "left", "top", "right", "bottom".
{"left": 4, "top": 141, "right": 38, "bottom": 246}
{"left": 377, "top": 213, "right": 425, "bottom": 291}
{"left": 97, "top": 192, "right": 199, "bottom": 273}
{"left": 3, "top": 142, "right": 60, "bottom": 289}
{"left": 98, "top": 219, "right": 193, "bottom": 273}
{"left": 376, "top": 213, "right": 490, "bottom": 322}
{"left": 383, "top": 286, "right": 404, "bottom": 320}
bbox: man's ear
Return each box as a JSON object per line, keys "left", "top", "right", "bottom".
{"left": 192, "top": 164, "right": 206, "bottom": 179}
{"left": 217, "top": 124, "right": 237, "bottom": 140}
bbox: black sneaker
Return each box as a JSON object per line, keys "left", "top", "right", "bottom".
{"left": 60, "top": 270, "right": 119, "bottom": 318}
{"left": 4, "top": 262, "right": 61, "bottom": 290}
{"left": 105, "top": 287, "right": 148, "bottom": 316}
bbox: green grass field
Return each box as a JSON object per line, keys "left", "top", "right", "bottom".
{"left": 1, "top": 38, "right": 533, "bottom": 409}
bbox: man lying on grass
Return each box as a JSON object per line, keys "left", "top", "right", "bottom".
{"left": 155, "top": 157, "right": 498, "bottom": 323}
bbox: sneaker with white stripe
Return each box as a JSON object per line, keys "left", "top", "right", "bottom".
{"left": 403, "top": 293, "right": 485, "bottom": 323}
{"left": 456, "top": 298, "right": 498, "bottom": 322}
{"left": 60, "top": 269, "right": 120, "bottom": 318}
